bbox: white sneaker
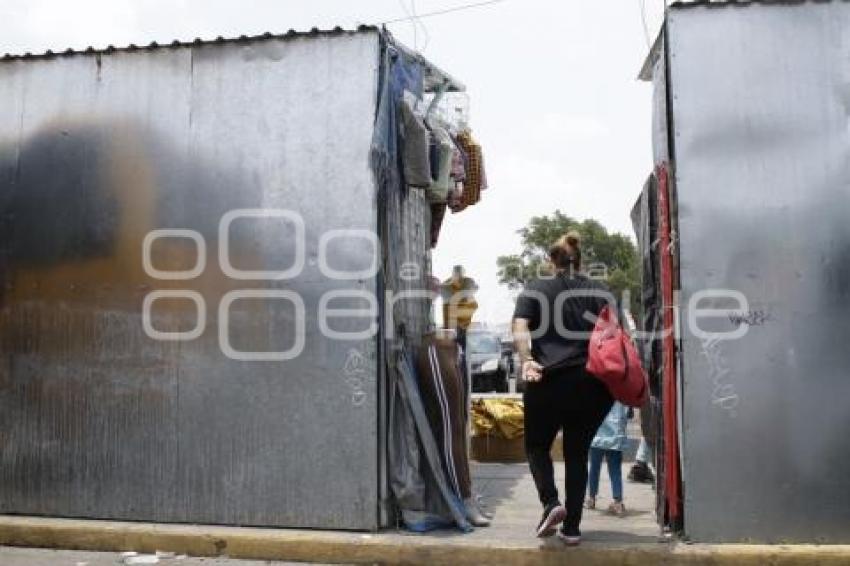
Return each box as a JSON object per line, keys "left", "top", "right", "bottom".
{"left": 536, "top": 504, "right": 566, "bottom": 538}
{"left": 558, "top": 528, "right": 582, "bottom": 546}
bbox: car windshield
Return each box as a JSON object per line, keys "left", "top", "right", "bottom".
{"left": 467, "top": 333, "right": 501, "bottom": 355}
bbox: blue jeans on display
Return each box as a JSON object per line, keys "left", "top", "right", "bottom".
{"left": 588, "top": 448, "right": 623, "bottom": 501}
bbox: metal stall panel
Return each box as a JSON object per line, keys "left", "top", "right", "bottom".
{"left": 668, "top": 3, "right": 850, "bottom": 542}
{"left": 0, "top": 30, "right": 382, "bottom": 529}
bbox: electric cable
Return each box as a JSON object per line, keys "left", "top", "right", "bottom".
{"left": 380, "top": 0, "right": 508, "bottom": 26}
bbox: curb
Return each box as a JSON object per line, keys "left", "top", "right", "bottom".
{"left": 0, "top": 516, "right": 848, "bottom": 565}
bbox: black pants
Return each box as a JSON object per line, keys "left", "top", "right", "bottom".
{"left": 523, "top": 365, "right": 613, "bottom": 531}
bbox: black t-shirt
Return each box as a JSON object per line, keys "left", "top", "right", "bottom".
{"left": 512, "top": 273, "right": 613, "bottom": 370}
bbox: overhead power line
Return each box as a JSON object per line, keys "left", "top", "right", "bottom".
{"left": 398, "top": 0, "right": 431, "bottom": 52}
{"left": 379, "top": 0, "right": 509, "bottom": 26}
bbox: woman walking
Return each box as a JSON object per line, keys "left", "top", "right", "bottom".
{"left": 511, "top": 232, "right": 614, "bottom": 546}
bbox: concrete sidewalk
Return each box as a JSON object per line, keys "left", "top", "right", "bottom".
{"left": 0, "top": 464, "right": 846, "bottom": 565}
{"left": 0, "top": 547, "right": 316, "bottom": 565}
{"left": 470, "top": 461, "right": 659, "bottom": 544}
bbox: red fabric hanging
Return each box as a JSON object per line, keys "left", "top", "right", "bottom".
{"left": 657, "top": 163, "right": 682, "bottom": 524}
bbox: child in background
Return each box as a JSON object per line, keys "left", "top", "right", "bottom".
{"left": 585, "top": 401, "right": 630, "bottom": 517}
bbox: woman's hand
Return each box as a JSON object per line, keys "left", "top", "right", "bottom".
{"left": 522, "top": 359, "right": 544, "bottom": 383}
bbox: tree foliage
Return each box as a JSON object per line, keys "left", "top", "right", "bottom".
{"left": 497, "top": 211, "right": 640, "bottom": 307}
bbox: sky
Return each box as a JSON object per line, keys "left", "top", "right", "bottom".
{"left": 0, "top": 0, "right": 667, "bottom": 325}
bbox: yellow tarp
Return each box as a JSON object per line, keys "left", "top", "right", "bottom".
{"left": 471, "top": 398, "right": 525, "bottom": 440}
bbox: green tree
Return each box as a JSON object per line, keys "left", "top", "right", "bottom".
{"left": 497, "top": 211, "right": 640, "bottom": 309}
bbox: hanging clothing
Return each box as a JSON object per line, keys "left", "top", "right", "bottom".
{"left": 430, "top": 203, "right": 447, "bottom": 248}
{"left": 450, "top": 143, "right": 467, "bottom": 183}
{"left": 447, "top": 141, "right": 467, "bottom": 211}
{"left": 429, "top": 132, "right": 441, "bottom": 182}
{"left": 426, "top": 126, "right": 455, "bottom": 203}
{"left": 417, "top": 335, "right": 473, "bottom": 500}
{"left": 448, "top": 135, "right": 469, "bottom": 212}
{"left": 398, "top": 94, "right": 432, "bottom": 188}
{"left": 456, "top": 130, "right": 484, "bottom": 207}
{"left": 448, "top": 183, "right": 465, "bottom": 212}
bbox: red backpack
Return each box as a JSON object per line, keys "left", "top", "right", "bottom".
{"left": 585, "top": 305, "right": 648, "bottom": 408}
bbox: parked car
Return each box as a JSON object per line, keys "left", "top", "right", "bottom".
{"left": 467, "top": 331, "right": 509, "bottom": 393}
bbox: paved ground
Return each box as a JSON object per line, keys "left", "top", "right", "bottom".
{"left": 0, "top": 461, "right": 662, "bottom": 564}
{"left": 0, "top": 547, "right": 329, "bottom": 565}
{"left": 1, "top": 461, "right": 846, "bottom": 564}
{"left": 467, "top": 461, "right": 661, "bottom": 544}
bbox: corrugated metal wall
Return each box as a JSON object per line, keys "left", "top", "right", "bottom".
{"left": 0, "top": 31, "right": 385, "bottom": 530}
{"left": 669, "top": 1, "right": 850, "bottom": 542}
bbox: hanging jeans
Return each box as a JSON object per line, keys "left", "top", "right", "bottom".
{"left": 524, "top": 365, "right": 613, "bottom": 531}
{"left": 588, "top": 448, "right": 624, "bottom": 501}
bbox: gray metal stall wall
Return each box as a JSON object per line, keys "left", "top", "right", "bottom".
{"left": 0, "top": 29, "right": 386, "bottom": 530}
{"left": 667, "top": 1, "right": 850, "bottom": 543}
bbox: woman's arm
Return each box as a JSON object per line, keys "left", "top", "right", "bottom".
{"left": 512, "top": 317, "right": 543, "bottom": 382}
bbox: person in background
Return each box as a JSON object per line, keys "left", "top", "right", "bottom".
{"left": 625, "top": 311, "right": 656, "bottom": 486}
{"left": 441, "top": 265, "right": 479, "bottom": 350}
{"left": 586, "top": 402, "right": 630, "bottom": 517}
{"left": 512, "top": 231, "right": 614, "bottom": 546}
{"left": 628, "top": 438, "right": 655, "bottom": 484}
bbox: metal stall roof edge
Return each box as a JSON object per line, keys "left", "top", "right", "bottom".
{"left": 638, "top": 29, "right": 664, "bottom": 82}
{"left": 0, "top": 26, "right": 378, "bottom": 62}
{"left": 641, "top": 0, "right": 845, "bottom": 81}
{"left": 0, "top": 24, "right": 465, "bottom": 93}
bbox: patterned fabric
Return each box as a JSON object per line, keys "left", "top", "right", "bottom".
{"left": 455, "top": 129, "right": 485, "bottom": 208}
